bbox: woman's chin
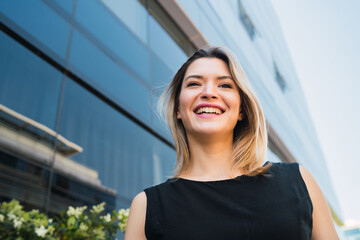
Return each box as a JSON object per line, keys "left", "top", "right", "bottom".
{"left": 188, "top": 129, "right": 234, "bottom": 139}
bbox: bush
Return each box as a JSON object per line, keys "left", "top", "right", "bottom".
{"left": 0, "top": 200, "right": 129, "bottom": 240}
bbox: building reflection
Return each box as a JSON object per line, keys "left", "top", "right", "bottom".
{"left": 0, "top": 104, "right": 116, "bottom": 214}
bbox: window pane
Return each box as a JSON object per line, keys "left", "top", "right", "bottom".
{"left": 0, "top": 0, "right": 70, "bottom": 60}
{"left": 75, "top": 0, "right": 149, "bottom": 83}
{"left": 149, "top": 52, "right": 173, "bottom": 140}
{"left": 48, "top": 170, "right": 117, "bottom": 214}
{"left": 69, "top": 30, "right": 152, "bottom": 123}
{"left": 101, "top": 0, "right": 148, "bottom": 44}
{"left": 0, "top": 30, "right": 62, "bottom": 130}
{"left": 0, "top": 29, "right": 64, "bottom": 213}
{"left": 53, "top": 0, "right": 74, "bottom": 15}
{"left": 58, "top": 79, "right": 175, "bottom": 201}
{"left": 150, "top": 51, "right": 173, "bottom": 95}
{"left": 0, "top": 150, "right": 50, "bottom": 212}
{"left": 149, "top": 15, "right": 187, "bottom": 73}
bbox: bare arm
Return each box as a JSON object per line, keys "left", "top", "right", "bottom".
{"left": 299, "top": 166, "right": 339, "bottom": 240}
{"left": 124, "top": 191, "right": 147, "bottom": 240}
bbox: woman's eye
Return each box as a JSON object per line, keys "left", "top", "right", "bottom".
{"left": 220, "top": 83, "right": 232, "bottom": 88}
{"left": 187, "top": 82, "right": 200, "bottom": 87}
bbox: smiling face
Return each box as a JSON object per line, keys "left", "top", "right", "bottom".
{"left": 177, "top": 57, "right": 243, "bottom": 139}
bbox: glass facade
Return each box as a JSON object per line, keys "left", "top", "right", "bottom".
{"left": 0, "top": 1, "right": 180, "bottom": 238}
{"left": 0, "top": 30, "right": 62, "bottom": 130}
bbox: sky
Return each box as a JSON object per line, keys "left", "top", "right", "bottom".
{"left": 270, "top": 0, "right": 360, "bottom": 226}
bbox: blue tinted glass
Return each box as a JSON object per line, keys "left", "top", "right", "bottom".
{"left": 69, "top": 30, "right": 152, "bottom": 123}
{"left": 198, "top": 10, "right": 225, "bottom": 46}
{"left": 151, "top": 138, "right": 176, "bottom": 185}
{"left": 49, "top": 171, "right": 117, "bottom": 214}
{"left": 0, "top": 30, "right": 62, "bottom": 130}
{"left": 52, "top": 0, "right": 74, "bottom": 14}
{"left": 0, "top": 150, "right": 50, "bottom": 211}
{"left": 151, "top": 105, "right": 173, "bottom": 143}
{"left": 149, "top": 52, "right": 176, "bottom": 141}
{"left": 149, "top": 15, "right": 187, "bottom": 73}
{"left": 75, "top": 0, "right": 149, "bottom": 83}
{"left": 150, "top": 52, "right": 173, "bottom": 95}
{"left": 101, "top": 0, "right": 148, "bottom": 44}
{"left": 176, "top": 0, "right": 225, "bottom": 45}
{"left": 59, "top": 79, "right": 174, "bottom": 199}
{"left": 0, "top": 0, "right": 70, "bottom": 59}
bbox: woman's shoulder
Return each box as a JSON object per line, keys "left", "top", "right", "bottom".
{"left": 264, "top": 161, "right": 309, "bottom": 189}
{"left": 143, "top": 179, "right": 177, "bottom": 200}
{"left": 128, "top": 191, "right": 147, "bottom": 221}
{"left": 266, "top": 161, "right": 301, "bottom": 175}
{"left": 125, "top": 191, "right": 147, "bottom": 240}
{"left": 268, "top": 160, "right": 299, "bottom": 168}
{"left": 130, "top": 179, "right": 179, "bottom": 217}
{"left": 144, "top": 179, "right": 173, "bottom": 190}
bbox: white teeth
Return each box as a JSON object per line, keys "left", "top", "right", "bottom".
{"left": 195, "top": 107, "right": 223, "bottom": 114}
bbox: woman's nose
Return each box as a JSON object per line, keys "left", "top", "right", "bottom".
{"left": 200, "top": 83, "right": 218, "bottom": 99}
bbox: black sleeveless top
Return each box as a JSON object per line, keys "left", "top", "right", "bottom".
{"left": 144, "top": 162, "right": 313, "bottom": 240}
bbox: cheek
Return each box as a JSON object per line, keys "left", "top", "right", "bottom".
{"left": 225, "top": 93, "right": 241, "bottom": 108}
{"left": 178, "top": 92, "right": 192, "bottom": 113}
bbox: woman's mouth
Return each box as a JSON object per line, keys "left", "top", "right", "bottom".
{"left": 193, "top": 107, "right": 225, "bottom": 118}
{"left": 194, "top": 107, "right": 224, "bottom": 115}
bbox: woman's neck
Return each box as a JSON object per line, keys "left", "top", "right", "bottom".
{"left": 181, "top": 133, "right": 239, "bottom": 180}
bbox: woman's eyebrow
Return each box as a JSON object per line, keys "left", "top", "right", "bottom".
{"left": 184, "top": 75, "right": 203, "bottom": 81}
{"left": 184, "top": 75, "right": 233, "bottom": 81}
{"left": 217, "top": 76, "right": 233, "bottom": 80}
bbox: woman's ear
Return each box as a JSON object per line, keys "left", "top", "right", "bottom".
{"left": 177, "top": 111, "right": 181, "bottom": 119}
{"left": 238, "top": 110, "right": 244, "bottom": 121}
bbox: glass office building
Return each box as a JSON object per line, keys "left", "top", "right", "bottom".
{"left": 0, "top": 0, "right": 343, "bottom": 238}
{"left": 344, "top": 225, "right": 360, "bottom": 240}
{"left": 0, "top": 0, "right": 179, "bottom": 224}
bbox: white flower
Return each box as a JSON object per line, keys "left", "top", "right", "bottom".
{"left": 91, "top": 202, "right": 105, "bottom": 214}
{"left": 123, "top": 208, "right": 129, "bottom": 217}
{"left": 13, "top": 218, "right": 24, "bottom": 229}
{"left": 118, "top": 208, "right": 130, "bottom": 220}
{"left": 80, "top": 222, "right": 89, "bottom": 231}
{"left": 67, "top": 206, "right": 87, "bottom": 218}
{"left": 101, "top": 213, "right": 111, "bottom": 222}
{"left": 67, "top": 207, "right": 76, "bottom": 216}
{"left": 48, "top": 218, "right": 53, "bottom": 223}
{"left": 119, "top": 222, "right": 127, "bottom": 232}
{"left": 35, "top": 225, "right": 47, "bottom": 238}
{"left": 0, "top": 214, "right": 4, "bottom": 222}
{"left": 7, "top": 213, "right": 17, "bottom": 221}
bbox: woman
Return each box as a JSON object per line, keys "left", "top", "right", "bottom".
{"left": 125, "top": 46, "right": 339, "bottom": 239}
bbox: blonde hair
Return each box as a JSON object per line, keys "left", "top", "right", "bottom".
{"left": 158, "top": 46, "right": 271, "bottom": 177}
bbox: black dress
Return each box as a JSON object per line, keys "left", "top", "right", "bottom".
{"left": 144, "top": 162, "right": 313, "bottom": 240}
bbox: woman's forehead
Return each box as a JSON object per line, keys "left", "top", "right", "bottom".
{"left": 184, "top": 58, "right": 231, "bottom": 77}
